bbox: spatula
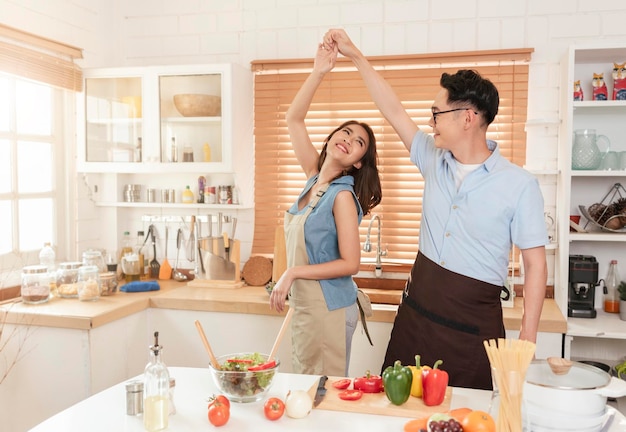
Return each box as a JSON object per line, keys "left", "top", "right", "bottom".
{"left": 158, "top": 225, "right": 172, "bottom": 280}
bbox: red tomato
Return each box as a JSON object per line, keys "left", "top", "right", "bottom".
{"left": 263, "top": 397, "right": 285, "bottom": 421}
{"left": 208, "top": 394, "right": 230, "bottom": 409}
{"left": 353, "top": 372, "right": 383, "bottom": 393}
{"left": 208, "top": 401, "right": 230, "bottom": 427}
{"left": 332, "top": 379, "right": 352, "bottom": 390}
{"left": 338, "top": 389, "right": 363, "bottom": 401}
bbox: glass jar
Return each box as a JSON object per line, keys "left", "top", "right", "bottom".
{"left": 56, "top": 261, "right": 83, "bottom": 298}
{"left": 82, "top": 250, "right": 106, "bottom": 273}
{"left": 100, "top": 271, "right": 118, "bottom": 296}
{"left": 21, "top": 265, "right": 51, "bottom": 304}
{"left": 77, "top": 265, "right": 101, "bottom": 301}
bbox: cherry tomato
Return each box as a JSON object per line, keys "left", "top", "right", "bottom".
{"left": 208, "top": 394, "right": 230, "bottom": 409}
{"left": 208, "top": 402, "right": 230, "bottom": 427}
{"left": 263, "top": 397, "right": 285, "bottom": 421}
{"left": 338, "top": 389, "right": 363, "bottom": 401}
{"left": 332, "top": 379, "right": 352, "bottom": 390}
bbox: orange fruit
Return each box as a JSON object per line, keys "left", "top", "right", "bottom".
{"left": 403, "top": 416, "right": 428, "bottom": 432}
{"left": 448, "top": 407, "right": 472, "bottom": 422}
{"left": 461, "top": 410, "right": 496, "bottom": 432}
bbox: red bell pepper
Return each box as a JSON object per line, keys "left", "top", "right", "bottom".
{"left": 353, "top": 370, "right": 384, "bottom": 393}
{"left": 247, "top": 360, "right": 276, "bottom": 371}
{"left": 421, "top": 359, "right": 448, "bottom": 406}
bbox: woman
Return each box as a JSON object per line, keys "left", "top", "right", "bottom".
{"left": 269, "top": 42, "right": 382, "bottom": 376}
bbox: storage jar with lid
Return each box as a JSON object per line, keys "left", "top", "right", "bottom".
{"left": 100, "top": 271, "right": 118, "bottom": 296}
{"left": 82, "top": 250, "right": 106, "bottom": 273}
{"left": 21, "top": 265, "right": 51, "bottom": 304}
{"left": 77, "top": 265, "right": 101, "bottom": 301}
{"left": 56, "top": 261, "right": 82, "bottom": 298}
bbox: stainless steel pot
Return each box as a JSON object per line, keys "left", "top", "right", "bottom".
{"left": 523, "top": 359, "right": 626, "bottom": 429}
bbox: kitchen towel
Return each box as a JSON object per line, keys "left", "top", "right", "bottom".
{"left": 120, "top": 281, "right": 160, "bottom": 292}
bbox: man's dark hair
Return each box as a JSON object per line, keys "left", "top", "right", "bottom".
{"left": 440, "top": 69, "right": 499, "bottom": 125}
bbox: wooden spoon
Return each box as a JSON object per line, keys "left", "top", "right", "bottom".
{"left": 194, "top": 320, "right": 219, "bottom": 369}
{"left": 547, "top": 356, "right": 573, "bottom": 375}
{"left": 268, "top": 307, "right": 294, "bottom": 362}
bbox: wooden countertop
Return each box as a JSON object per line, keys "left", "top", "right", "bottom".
{"left": 0, "top": 280, "right": 566, "bottom": 333}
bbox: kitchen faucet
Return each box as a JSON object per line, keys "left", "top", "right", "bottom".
{"left": 363, "top": 213, "right": 387, "bottom": 277}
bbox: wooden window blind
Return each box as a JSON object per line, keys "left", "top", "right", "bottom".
{"left": 0, "top": 23, "right": 83, "bottom": 91}
{"left": 251, "top": 49, "right": 533, "bottom": 261}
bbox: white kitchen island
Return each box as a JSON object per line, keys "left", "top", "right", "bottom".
{"left": 30, "top": 367, "right": 625, "bottom": 432}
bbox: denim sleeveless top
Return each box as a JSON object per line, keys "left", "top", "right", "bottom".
{"left": 286, "top": 174, "right": 363, "bottom": 310}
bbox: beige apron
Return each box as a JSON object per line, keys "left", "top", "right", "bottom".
{"left": 285, "top": 188, "right": 347, "bottom": 376}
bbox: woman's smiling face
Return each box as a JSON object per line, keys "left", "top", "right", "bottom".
{"left": 327, "top": 123, "right": 369, "bottom": 167}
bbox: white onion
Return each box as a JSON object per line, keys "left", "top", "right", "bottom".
{"left": 285, "top": 390, "right": 313, "bottom": 419}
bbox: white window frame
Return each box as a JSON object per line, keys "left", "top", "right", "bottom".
{"left": 0, "top": 72, "right": 73, "bottom": 289}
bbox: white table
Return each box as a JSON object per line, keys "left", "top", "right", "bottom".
{"left": 30, "top": 367, "right": 626, "bottom": 431}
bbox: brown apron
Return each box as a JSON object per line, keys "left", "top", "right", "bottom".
{"left": 285, "top": 188, "right": 347, "bottom": 376}
{"left": 383, "top": 252, "right": 504, "bottom": 390}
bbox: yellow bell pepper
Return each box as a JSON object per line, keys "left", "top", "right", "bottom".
{"left": 408, "top": 355, "right": 430, "bottom": 397}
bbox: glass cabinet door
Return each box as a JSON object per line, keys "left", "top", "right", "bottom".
{"left": 85, "top": 77, "right": 143, "bottom": 162}
{"left": 159, "top": 73, "right": 222, "bottom": 164}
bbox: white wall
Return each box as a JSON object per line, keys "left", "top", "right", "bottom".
{"left": 0, "top": 0, "right": 622, "bottom": 252}
{"left": 3, "top": 0, "right": 626, "bottom": 261}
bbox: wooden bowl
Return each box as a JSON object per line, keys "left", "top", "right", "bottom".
{"left": 173, "top": 94, "right": 221, "bottom": 117}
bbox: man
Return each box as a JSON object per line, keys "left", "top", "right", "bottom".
{"left": 324, "top": 29, "right": 547, "bottom": 389}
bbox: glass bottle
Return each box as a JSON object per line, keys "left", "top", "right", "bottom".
{"left": 39, "top": 242, "right": 56, "bottom": 272}
{"left": 144, "top": 331, "right": 170, "bottom": 432}
{"left": 182, "top": 185, "right": 194, "bottom": 204}
{"left": 39, "top": 242, "right": 56, "bottom": 296}
{"left": 604, "top": 260, "right": 621, "bottom": 313}
{"left": 136, "top": 230, "right": 145, "bottom": 279}
{"left": 170, "top": 137, "right": 178, "bottom": 163}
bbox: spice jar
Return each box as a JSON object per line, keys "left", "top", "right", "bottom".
{"left": 21, "top": 265, "right": 51, "bottom": 304}
{"left": 125, "top": 380, "right": 144, "bottom": 415}
{"left": 56, "top": 261, "right": 82, "bottom": 298}
{"left": 77, "top": 265, "right": 101, "bottom": 301}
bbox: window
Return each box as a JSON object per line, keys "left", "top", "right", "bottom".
{"left": 0, "top": 24, "right": 82, "bottom": 289}
{"left": 251, "top": 49, "right": 532, "bottom": 263}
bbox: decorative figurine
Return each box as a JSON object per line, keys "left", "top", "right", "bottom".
{"left": 592, "top": 73, "right": 608, "bottom": 100}
{"left": 573, "top": 80, "right": 584, "bottom": 101}
{"left": 612, "top": 62, "right": 626, "bottom": 100}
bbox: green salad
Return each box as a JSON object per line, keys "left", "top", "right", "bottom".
{"left": 216, "top": 353, "right": 277, "bottom": 398}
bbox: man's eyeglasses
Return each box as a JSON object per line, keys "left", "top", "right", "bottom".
{"left": 431, "top": 108, "right": 478, "bottom": 125}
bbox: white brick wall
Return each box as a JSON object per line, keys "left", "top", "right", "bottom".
{"left": 2, "top": 0, "right": 626, "bottom": 257}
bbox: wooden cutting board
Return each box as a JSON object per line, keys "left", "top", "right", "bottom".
{"left": 272, "top": 226, "right": 287, "bottom": 282}
{"left": 308, "top": 376, "right": 452, "bottom": 419}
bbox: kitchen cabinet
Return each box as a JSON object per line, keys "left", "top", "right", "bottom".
{"left": 558, "top": 43, "right": 626, "bottom": 362}
{"left": 76, "top": 63, "right": 252, "bottom": 206}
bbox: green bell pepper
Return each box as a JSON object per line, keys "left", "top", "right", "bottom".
{"left": 382, "top": 360, "right": 413, "bottom": 405}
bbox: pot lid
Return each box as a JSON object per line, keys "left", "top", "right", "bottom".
{"left": 525, "top": 359, "right": 611, "bottom": 390}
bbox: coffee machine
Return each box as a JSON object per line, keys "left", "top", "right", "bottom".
{"left": 568, "top": 255, "right": 599, "bottom": 318}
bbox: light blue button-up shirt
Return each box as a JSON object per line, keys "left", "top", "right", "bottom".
{"left": 287, "top": 175, "right": 363, "bottom": 310}
{"left": 410, "top": 130, "right": 547, "bottom": 286}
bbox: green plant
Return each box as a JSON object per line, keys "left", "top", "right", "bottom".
{"left": 618, "top": 281, "right": 626, "bottom": 301}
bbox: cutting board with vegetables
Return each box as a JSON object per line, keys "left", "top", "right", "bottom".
{"left": 309, "top": 376, "right": 451, "bottom": 419}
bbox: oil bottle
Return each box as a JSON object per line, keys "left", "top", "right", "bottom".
{"left": 143, "top": 331, "right": 170, "bottom": 431}
{"left": 603, "top": 260, "right": 621, "bottom": 313}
